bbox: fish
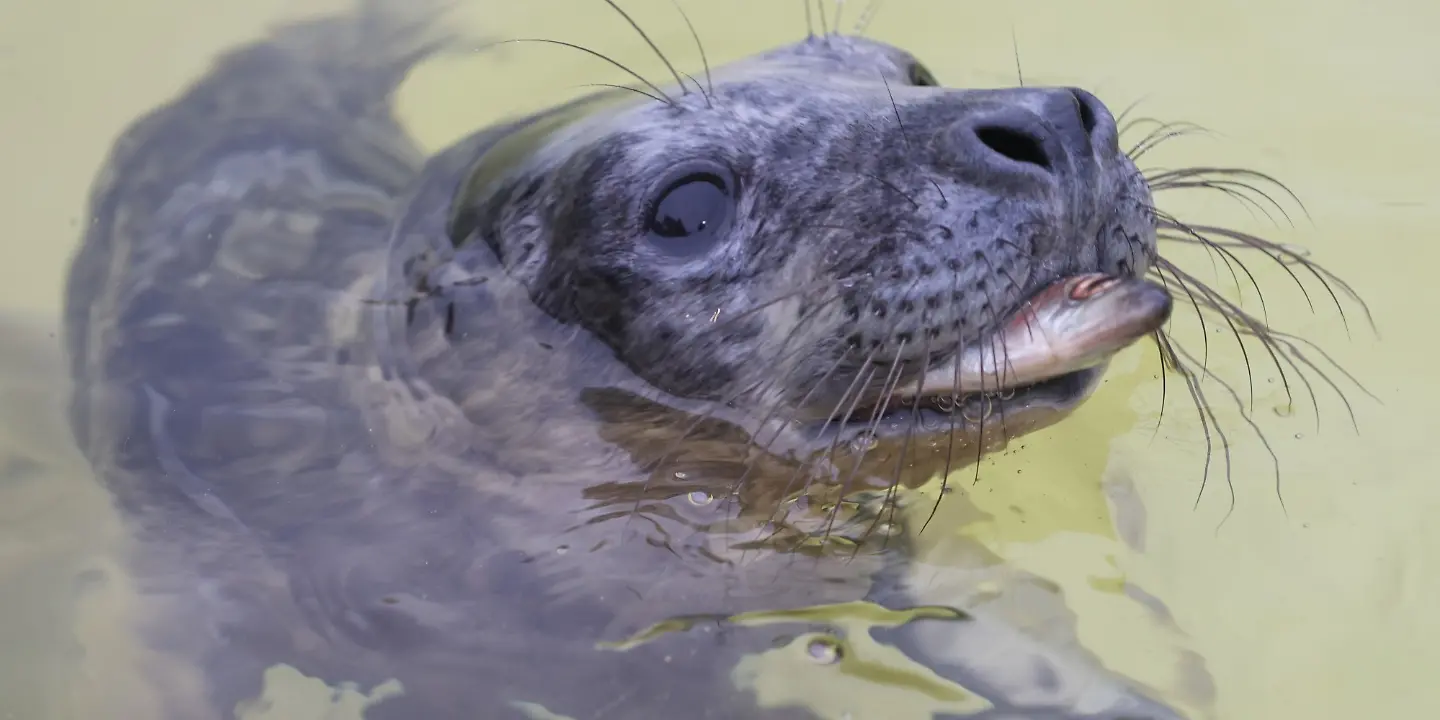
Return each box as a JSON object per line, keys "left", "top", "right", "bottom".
{"left": 898, "top": 273, "right": 1174, "bottom": 400}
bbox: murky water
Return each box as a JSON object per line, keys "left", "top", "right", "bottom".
{"left": 2, "top": 1, "right": 1436, "bottom": 718}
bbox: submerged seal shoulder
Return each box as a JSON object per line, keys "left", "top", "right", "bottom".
{"left": 63, "top": 3, "right": 1182, "bottom": 719}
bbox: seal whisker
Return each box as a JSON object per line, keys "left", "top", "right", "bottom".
{"left": 666, "top": 266, "right": 867, "bottom": 341}
{"left": 666, "top": 0, "right": 715, "bottom": 101}
{"left": 820, "top": 343, "right": 907, "bottom": 547}
{"left": 739, "top": 351, "right": 858, "bottom": 562}
{"left": 1168, "top": 337, "right": 1286, "bottom": 518}
{"left": 1157, "top": 261, "right": 1371, "bottom": 434}
{"left": 1113, "top": 98, "right": 1156, "bottom": 133}
{"left": 1120, "top": 116, "right": 1216, "bottom": 158}
{"left": 740, "top": 346, "right": 855, "bottom": 507}
{"left": 892, "top": 333, "right": 933, "bottom": 537}
{"left": 1153, "top": 178, "right": 1287, "bottom": 228}
{"left": 1153, "top": 257, "right": 1324, "bottom": 432}
{"left": 852, "top": 0, "right": 883, "bottom": 36}
{"left": 1146, "top": 253, "right": 1215, "bottom": 383}
{"left": 1178, "top": 222, "right": 1372, "bottom": 337}
{"left": 861, "top": 321, "right": 937, "bottom": 550}
{"left": 846, "top": 170, "right": 921, "bottom": 210}
{"left": 574, "top": 81, "right": 670, "bottom": 105}
{"left": 631, "top": 261, "right": 855, "bottom": 534}
{"left": 1126, "top": 124, "right": 1212, "bottom": 162}
{"left": 629, "top": 293, "right": 846, "bottom": 519}
{"left": 1249, "top": 326, "right": 1377, "bottom": 404}
{"left": 1151, "top": 206, "right": 1275, "bottom": 324}
{"left": 713, "top": 297, "right": 854, "bottom": 501}
{"left": 597, "top": 0, "right": 691, "bottom": 96}
{"left": 916, "top": 261, "right": 971, "bottom": 534}
{"left": 1148, "top": 171, "right": 1299, "bottom": 227}
{"left": 881, "top": 74, "right": 948, "bottom": 206}
{"left": 1151, "top": 329, "right": 1237, "bottom": 524}
{"left": 793, "top": 345, "right": 882, "bottom": 508}
{"left": 1011, "top": 26, "right": 1024, "bottom": 87}
{"left": 967, "top": 337, "right": 991, "bottom": 489}
{"left": 758, "top": 360, "right": 876, "bottom": 552}
{"left": 1149, "top": 329, "right": 1172, "bottom": 443}
{"left": 1147, "top": 166, "right": 1310, "bottom": 222}
{"left": 970, "top": 250, "right": 1031, "bottom": 383}
{"left": 484, "top": 38, "right": 676, "bottom": 105}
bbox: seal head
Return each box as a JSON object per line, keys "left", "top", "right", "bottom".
{"left": 442, "top": 34, "right": 1157, "bottom": 452}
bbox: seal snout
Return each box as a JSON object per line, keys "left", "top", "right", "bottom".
{"left": 946, "top": 88, "right": 1117, "bottom": 181}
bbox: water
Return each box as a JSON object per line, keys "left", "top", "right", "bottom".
{"left": 2, "top": 0, "right": 1437, "bottom": 718}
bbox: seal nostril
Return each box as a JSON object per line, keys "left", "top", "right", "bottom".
{"left": 975, "top": 126, "right": 1051, "bottom": 171}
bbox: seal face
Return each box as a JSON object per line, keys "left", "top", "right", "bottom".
{"left": 442, "top": 35, "right": 1156, "bottom": 446}
{"left": 61, "top": 4, "right": 1188, "bottom": 719}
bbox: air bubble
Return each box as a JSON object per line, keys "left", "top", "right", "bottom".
{"left": 961, "top": 396, "right": 994, "bottom": 425}
{"left": 673, "top": 471, "right": 689, "bottom": 480}
{"left": 687, "top": 491, "right": 713, "bottom": 506}
{"left": 805, "top": 636, "right": 844, "bottom": 664}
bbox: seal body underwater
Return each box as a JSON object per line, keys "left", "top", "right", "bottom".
{"left": 62, "top": 2, "right": 1184, "bottom": 718}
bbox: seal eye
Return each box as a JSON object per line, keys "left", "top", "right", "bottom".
{"left": 644, "top": 171, "right": 733, "bottom": 257}
{"left": 908, "top": 61, "right": 939, "bottom": 87}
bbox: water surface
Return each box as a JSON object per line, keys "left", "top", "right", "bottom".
{"left": 1, "top": 1, "right": 1435, "bottom": 718}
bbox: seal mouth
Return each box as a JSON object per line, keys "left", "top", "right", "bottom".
{"left": 827, "top": 273, "right": 1174, "bottom": 439}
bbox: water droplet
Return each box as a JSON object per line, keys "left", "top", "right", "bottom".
{"left": 1293, "top": 432, "right": 1304, "bottom": 440}
{"left": 686, "top": 491, "right": 712, "bottom": 506}
{"left": 1272, "top": 404, "right": 1294, "bottom": 417}
{"left": 805, "top": 636, "right": 843, "bottom": 664}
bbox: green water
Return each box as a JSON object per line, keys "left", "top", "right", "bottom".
{"left": 1, "top": 1, "right": 1435, "bottom": 718}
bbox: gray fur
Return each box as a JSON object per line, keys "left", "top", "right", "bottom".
{"left": 63, "top": 2, "right": 1175, "bottom": 719}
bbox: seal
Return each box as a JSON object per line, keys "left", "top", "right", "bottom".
{"left": 62, "top": 2, "right": 1267, "bottom": 718}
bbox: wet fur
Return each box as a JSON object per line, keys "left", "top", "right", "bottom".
{"left": 62, "top": 1, "right": 1367, "bottom": 718}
